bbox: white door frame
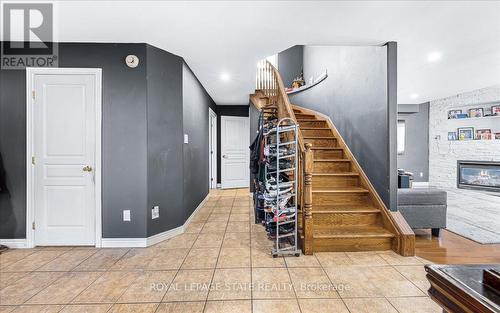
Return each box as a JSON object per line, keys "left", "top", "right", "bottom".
{"left": 26, "top": 67, "right": 103, "bottom": 248}
{"left": 220, "top": 115, "right": 250, "bottom": 189}
{"left": 208, "top": 107, "right": 217, "bottom": 189}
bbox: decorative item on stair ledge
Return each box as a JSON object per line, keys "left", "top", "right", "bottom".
{"left": 285, "top": 70, "right": 328, "bottom": 95}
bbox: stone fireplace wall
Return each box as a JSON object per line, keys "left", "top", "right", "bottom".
{"left": 429, "top": 85, "right": 500, "bottom": 189}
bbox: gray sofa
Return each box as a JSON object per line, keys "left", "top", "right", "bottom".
{"left": 397, "top": 188, "right": 447, "bottom": 236}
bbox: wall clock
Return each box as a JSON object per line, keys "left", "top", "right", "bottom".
{"left": 125, "top": 55, "right": 139, "bottom": 68}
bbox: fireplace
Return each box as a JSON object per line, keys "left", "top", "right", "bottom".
{"left": 457, "top": 160, "right": 500, "bottom": 192}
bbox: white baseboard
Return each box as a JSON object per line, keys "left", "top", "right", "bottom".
{"left": 0, "top": 239, "right": 27, "bottom": 249}
{"left": 102, "top": 193, "right": 210, "bottom": 248}
{"left": 183, "top": 194, "right": 209, "bottom": 229}
{"left": 101, "top": 238, "right": 147, "bottom": 248}
{"left": 146, "top": 225, "right": 183, "bottom": 246}
{"left": 7, "top": 194, "right": 211, "bottom": 249}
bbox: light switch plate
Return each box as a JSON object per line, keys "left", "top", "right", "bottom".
{"left": 184, "top": 134, "right": 189, "bottom": 144}
{"left": 152, "top": 206, "right": 160, "bottom": 219}
{"left": 123, "top": 209, "right": 131, "bottom": 222}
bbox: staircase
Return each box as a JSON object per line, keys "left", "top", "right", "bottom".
{"left": 293, "top": 106, "right": 403, "bottom": 253}
{"left": 252, "top": 60, "right": 414, "bottom": 256}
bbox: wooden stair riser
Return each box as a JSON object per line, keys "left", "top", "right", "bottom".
{"left": 312, "top": 149, "right": 344, "bottom": 159}
{"left": 313, "top": 237, "right": 393, "bottom": 252}
{"left": 297, "top": 120, "right": 328, "bottom": 128}
{"left": 313, "top": 161, "right": 350, "bottom": 172}
{"left": 313, "top": 175, "right": 359, "bottom": 188}
{"left": 295, "top": 113, "right": 316, "bottom": 119}
{"left": 313, "top": 212, "right": 381, "bottom": 227}
{"left": 301, "top": 129, "right": 334, "bottom": 137}
{"left": 313, "top": 192, "right": 370, "bottom": 206}
{"left": 304, "top": 138, "right": 337, "bottom": 147}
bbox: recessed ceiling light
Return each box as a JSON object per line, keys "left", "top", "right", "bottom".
{"left": 410, "top": 93, "right": 419, "bottom": 99}
{"left": 220, "top": 72, "right": 230, "bottom": 81}
{"left": 427, "top": 51, "right": 442, "bottom": 62}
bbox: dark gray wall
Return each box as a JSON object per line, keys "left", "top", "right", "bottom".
{"left": 386, "top": 42, "right": 398, "bottom": 211}
{"left": 278, "top": 45, "right": 303, "bottom": 88}
{"left": 182, "top": 63, "right": 217, "bottom": 220}
{"left": 216, "top": 105, "right": 249, "bottom": 184}
{"left": 0, "top": 42, "right": 149, "bottom": 239}
{"left": 289, "top": 45, "right": 394, "bottom": 208}
{"left": 145, "top": 45, "right": 184, "bottom": 237}
{"left": 0, "top": 68, "right": 26, "bottom": 238}
{"left": 249, "top": 104, "right": 260, "bottom": 191}
{"left": 397, "top": 102, "right": 430, "bottom": 182}
{"left": 0, "top": 42, "right": 215, "bottom": 240}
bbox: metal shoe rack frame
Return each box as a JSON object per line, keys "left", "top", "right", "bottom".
{"left": 265, "top": 117, "right": 300, "bottom": 257}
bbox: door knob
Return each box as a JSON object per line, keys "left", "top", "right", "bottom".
{"left": 83, "top": 165, "right": 93, "bottom": 172}
{"left": 222, "top": 155, "right": 228, "bottom": 159}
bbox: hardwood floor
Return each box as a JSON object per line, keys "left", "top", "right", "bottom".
{"left": 415, "top": 229, "right": 500, "bottom": 264}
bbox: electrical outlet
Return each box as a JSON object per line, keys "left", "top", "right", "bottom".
{"left": 123, "top": 209, "right": 131, "bottom": 222}
{"left": 152, "top": 206, "right": 160, "bottom": 219}
{"left": 420, "top": 172, "right": 424, "bottom": 177}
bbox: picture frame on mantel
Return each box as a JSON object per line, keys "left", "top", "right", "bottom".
{"left": 458, "top": 127, "right": 474, "bottom": 140}
{"left": 448, "top": 132, "right": 458, "bottom": 141}
{"left": 492, "top": 105, "right": 500, "bottom": 116}
{"left": 475, "top": 129, "right": 492, "bottom": 140}
{"left": 448, "top": 109, "right": 462, "bottom": 119}
{"left": 468, "top": 108, "right": 484, "bottom": 118}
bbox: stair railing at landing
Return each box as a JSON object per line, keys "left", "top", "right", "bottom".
{"left": 256, "top": 60, "right": 315, "bottom": 254}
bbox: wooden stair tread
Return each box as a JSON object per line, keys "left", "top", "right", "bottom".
{"left": 312, "top": 187, "right": 369, "bottom": 193}
{"left": 310, "top": 147, "right": 343, "bottom": 150}
{"left": 314, "top": 226, "right": 395, "bottom": 238}
{"left": 313, "top": 204, "right": 380, "bottom": 214}
{"left": 312, "top": 172, "right": 359, "bottom": 176}
{"left": 313, "top": 208, "right": 380, "bottom": 214}
{"left": 301, "top": 127, "right": 330, "bottom": 130}
{"left": 314, "top": 159, "right": 350, "bottom": 162}
{"left": 297, "top": 119, "right": 324, "bottom": 122}
{"left": 303, "top": 136, "right": 336, "bottom": 139}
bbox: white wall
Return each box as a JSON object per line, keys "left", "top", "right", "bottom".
{"left": 429, "top": 85, "right": 500, "bottom": 188}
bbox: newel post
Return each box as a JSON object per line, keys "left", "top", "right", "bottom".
{"left": 303, "top": 142, "right": 314, "bottom": 255}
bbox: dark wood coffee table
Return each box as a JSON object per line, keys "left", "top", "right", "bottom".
{"left": 425, "top": 264, "right": 500, "bottom": 313}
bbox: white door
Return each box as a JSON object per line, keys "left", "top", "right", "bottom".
{"left": 221, "top": 116, "right": 249, "bottom": 189}
{"left": 209, "top": 108, "right": 217, "bottom": 189}
{"left": 33, "top": 73, "right": 97, "bottom": 246}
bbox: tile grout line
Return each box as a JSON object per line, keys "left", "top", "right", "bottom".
{"left": 158, "top": 194, "right": 211, "bottom": 306}
{"left": 201, "top": 193, "right": 233, "bottom": 313}
{"left": 248, "top": 195, "right": 254, "bottom": 313}
{"left": 318, "top": 254, "right": 352, "bottom": 313}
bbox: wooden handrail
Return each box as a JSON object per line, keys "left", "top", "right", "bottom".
{"left": 256, "top": 59, "right": 313, "bottom": 254}
{"left": 256, "top": 60, "right": 305, "bottom": 151}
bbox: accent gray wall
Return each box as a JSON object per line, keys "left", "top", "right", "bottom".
{"left": 386, "top": 42, "right": 398, "bottom": 211}
{"left": 249, "top": 104, "right": 260, "bottom": 191}
{"left": 182, "top": 63, "right": 217, "bottom": 220}
{"left": 0, "top": 42, "right": 216, "bottom": 240}
{"left": 0, "top": 68, "right": 26, "bottom": 238}
{"left": 278, "top": 45, "right": 304, "bottom": 88}
{"left": 145, "top": 45, "right": 184, "bottom": 237}
{"left": 289, "top": 45, "right": 394, "bottom": 208}
{"left": 0, "top": 42, "right": 149, "bottom": 238}
{"left": 397, "top": 102, "right": 430, "bottom": 182}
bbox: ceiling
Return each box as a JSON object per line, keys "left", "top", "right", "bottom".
{"left": 10, "top": 0, "right": 500, "bottom": 105}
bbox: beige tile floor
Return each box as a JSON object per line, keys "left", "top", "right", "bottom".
{"left": 0, "top": 188, "right": 441, "bottom": 313}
